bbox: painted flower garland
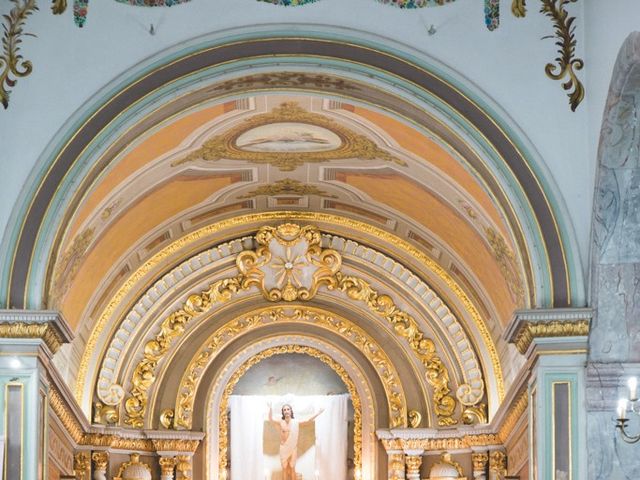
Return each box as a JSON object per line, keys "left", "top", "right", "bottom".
{"left": 72, "top": 0, "right": 499, "bottom": 31}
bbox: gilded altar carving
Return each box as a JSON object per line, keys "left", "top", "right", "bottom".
{"left": 236, "top": 223, "right": 342, "bottom": 302}
{"left": 124, "top": 277, "right": 243, "bottom": 427}
{"left": 405, "top": 454, "right": 422, "bottom": 475}
{"left": 408, "top": 410, "right": 422, "bottom": 428}
{"left": 74, "top": 452, "right": 90, "bottom": 480}
{"left": 160, "top": 408, "right": 175, "bottom": 429}
{"left": 172, "top": 102, "right": 405, "bottom": 171}
{"left": 121, "top": 223, "right": 467, "bottom": 427}
{"left": 472, "top": 452, "right": 489, "bottom": 471}
{"left": 335, "top": 273, "right": 457, "bottom": 425}
{"left": 489, "top": 451, "right": 507, "bottom": 475}
{"left": 160, "top": 457, "right": 176, "bottom": 475}
{"left": 174, "top": 307, "right": 406, "bottom": 429}
{"left": 175, "top": 455, "right": 192, "bottom": 479}
{"left": 462, "top": 403, "right": 487, "bottom": 425}
{"left": 152, "top": 439, "right": 200, "bottom": 453}
{"left": 91, "top": 451, "right": 109, "bottom": 470}
{"left": 218, "top": 345, "right": 362, "bottom": 475}
{"left": 511, "top": 0, "right": 526, "bottom": 17}
{"left": 498, "top": 390, "right": 528, "bottom": 442}
{"left": 50, "top": 387, "right": 84, "bottom": 443}
{"left": 79, "top": 213, "right": 501, "bottom": 409}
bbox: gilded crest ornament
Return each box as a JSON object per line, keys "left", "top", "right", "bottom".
{"left": 237, "top": 223, "right": 341, "bottom": 302}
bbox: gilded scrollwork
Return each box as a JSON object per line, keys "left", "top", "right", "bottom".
{"left": 124, "top": 277, "right": 243, "bottom": 427}
{"left": 335, "top": 272, "right": 457, "bottom": 425}
{"left": 461, "top": 403, "right": 487, "bottom": 424}
{"left": 540, "top": 0, "right": 584, "bottom": 111}
{"left": 0, "top": 0, "right": 37, "bottom": 109}
{"left": 78, "top": 213, "right": 502, "bottom": 408}
{"left": 174, "top": 307, "right": 406, "bottom": 429}
{"left": 236, "top": 223, "right": 342, "bottom": 302}
{"left": 218, "top": 345, "right": 362, "bottom": 475}
{"left": 408, "top": 410, "right": 422, "bottom": 428}
{"left": 122, "top": 223, "right": 467, "bottom": 427}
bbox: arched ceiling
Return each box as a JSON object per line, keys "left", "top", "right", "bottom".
{"left": 52, "top": 93, "right": 526, "bottom": 335}
{"left": 3, "top": 33, "right": 584, "bottom": 434}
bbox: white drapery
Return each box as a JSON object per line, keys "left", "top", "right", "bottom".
{"left": 229, "top": 394, "right": 349, "bottom": 480}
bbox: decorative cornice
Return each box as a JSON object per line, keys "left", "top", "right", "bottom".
{"left": 506, "top": 308, "right": 592, "bottom": 354}
{"left": 497, "top": 389, "right": 528, "bottom": 442}
{"left": 50, "top": 387, "right": 85, "bottom": 443}
{"left": 377, "top": 428, "right": 502, "bottom": 451}
{"left": 0, "top": 309, "right": 73, "bottom": 353}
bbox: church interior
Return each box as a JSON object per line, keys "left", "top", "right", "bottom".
{"left": 0, "top": 0, "right": 639, "bottom": 479}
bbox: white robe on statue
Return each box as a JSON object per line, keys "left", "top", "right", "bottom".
{"left": 279, "top": 419, "right": 299, "bottom": 465}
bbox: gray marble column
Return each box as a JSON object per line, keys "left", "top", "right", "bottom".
{"left": 590, "top": 32, "right": 640, "bottom": 480}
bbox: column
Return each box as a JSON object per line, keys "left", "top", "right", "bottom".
{"left": 91, "top": 451, "right": 109, "bottom": 480}
{"left": 159, "top": 456, "right": 176, "bottom": 480}
{"left": 388, "top": 452, "right": 405, "bottom": 480}
{"left": 0, "top": 310, "right": 73, "bottom": 480}
{"left": 175, "top": 454, "right": 193, "bottom": 480}
{"left": 506, "top": 308, "right": 590, "bottom": 480}
{"left": 404, "top": 450, "right": 423, "bottom": 480}
{"left": 471, "top": 451, "right": 489, "bottom": 480}
{"left": 73, "top": 452, "right": 90, "bottom": 480}
{"left": 488, "top": 450, "right": 506, "bottom": 480}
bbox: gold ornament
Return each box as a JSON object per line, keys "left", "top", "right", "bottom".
{"left": 408, "top": 410, "right": 422, "bottom": 428}
{"left": 160, "top": 408, "right": 175, "bottom": 429}
{"left": 50, "top": 387, "right": 83, "bottom": 443}
{"left": 472, "top": 452, "right": 489, "bottom": 471}
{"left": 238, "top": 178, "right": 337, "bottom": 199}
{"left": 335, "top": 273, "right": 457, "bottom": 425}
{"left": 0, "top": 0, "right": 36, "bottom": 109}
{"left": 514, "top": 319, "right": 590, "bottom": 354}
{"left": 175, "top": 307, "right": 406, "bottom": 429}
{"left": 489, "top": 450, "right": 507, "bottom": 475}
{"left": 461, "top": 403, "right": 487, "bottom": 425}
{"left": 498, "top": 389, "right": 528, "bottom": 442}
{"left": 0, "top": 322, "right": 66, "bottom": 353}
{"left": 124, "top": 277, "right": 243, "bottom": 427}
{"left": 77, "top": 212, "right": 503, "bottom": 407}
{"left": 91, "top": 451, "right": 108, "bottom": 470}
{"left": 74, "top": 452, "right": 90, "bottom": 480}
{"left": 172, "top": 101, "right": 405, "bottom": 171}
{"left": 236, "top": 223, "right": 342, "bottom": 302}
{"left": 176, "top": 455, "right": 192, "bottom": 479}
{"left": 93, "top": 402, "right": 119, "bottom": 425}
{"left": 540, "top": 0, "right": 585, "bottom": 111}
{"left": 159, "top": 457, "right": 176, "bottom": 475}
{"left": 511, "top": 0, "right": 526, "bottom": 17}
{"left": 405, "top": 454, "right": 422, "bottom": 474}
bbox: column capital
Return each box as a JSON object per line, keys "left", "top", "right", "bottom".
{"left": 505, "top": 308, "right": 592, "bottom": 355}
{"left": 0, "top": 309, "right": 73, "bottom": 353}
